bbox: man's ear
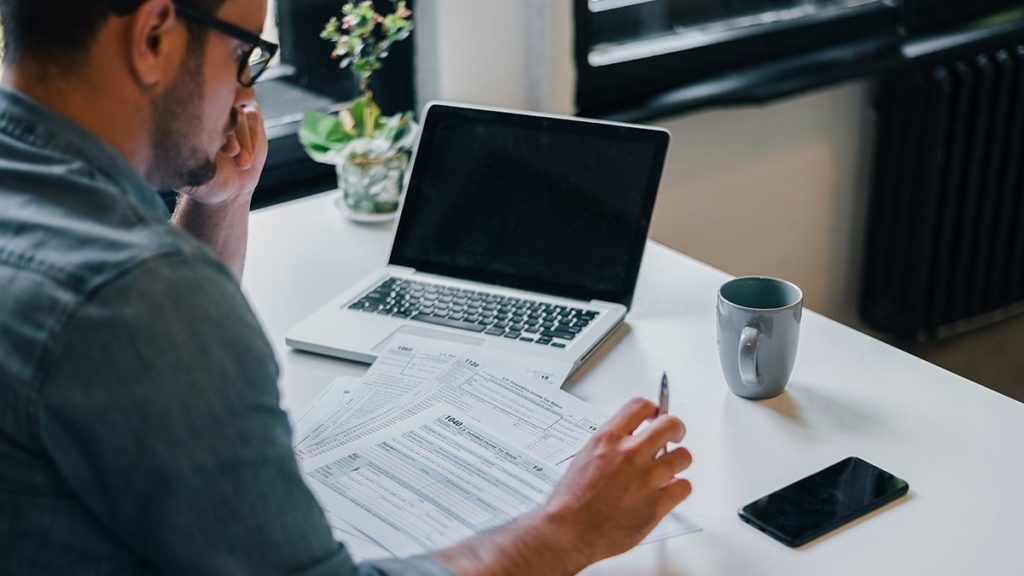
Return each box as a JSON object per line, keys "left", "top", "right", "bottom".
{"left": 127, "top": 0, "right": 185, "bottom": 89}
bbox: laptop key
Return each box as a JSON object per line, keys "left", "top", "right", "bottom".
{"left": 412, "top": 314, "right": 487, "bottom": 333}
{"left": 485, "top": 328, "right": 505, "bottom": 336}
{"left": 550, "top": 342, "right": 567, "bottom": 349}
{"left": 541, "top": 329, "right": 576, "bottom": 340}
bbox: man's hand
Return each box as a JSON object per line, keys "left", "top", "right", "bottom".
{"left": 171, "top": 104, "right": 268, "bottom": 280}
{"left": 539, "top": 397, "right": 693, "bottom": 569}
{"left": 178, "top": 103, "right": 268, "bottom": 206}
{"left": 434, "top": 397, "right": 692, "bottom": 576}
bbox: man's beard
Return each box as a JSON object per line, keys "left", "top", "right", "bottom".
{"left": 148, "top": 42, "right": 228, "bottom": 190}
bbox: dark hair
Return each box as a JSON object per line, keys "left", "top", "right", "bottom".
{"left": 0, "top": 0, "right": 226, "bottom": 67}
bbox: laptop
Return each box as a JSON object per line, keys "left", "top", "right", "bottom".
{"left": 286, "top": 102, "right": 669, "bottom": 375}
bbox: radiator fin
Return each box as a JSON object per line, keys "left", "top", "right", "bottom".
{"left": 861, "top": 42, "right": 1024, "bottom": 338}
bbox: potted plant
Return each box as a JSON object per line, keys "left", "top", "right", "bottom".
{"left": 299, "top": 0, "right": 416, "bottom": 222}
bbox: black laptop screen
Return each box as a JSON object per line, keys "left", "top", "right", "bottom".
{"left": 389, "top": 104, "right": 669, "bottom": 307}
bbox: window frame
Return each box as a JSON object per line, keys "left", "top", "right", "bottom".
{"left": 575, "top": 1, "right": 1024, "bottom": 121}
{"left": 574, "top": 0, "right": 900, "bottom": 119}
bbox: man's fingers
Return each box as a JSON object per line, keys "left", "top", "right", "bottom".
{"left": 602, "top": 398, "right": 657, "bottom": 438}
{"left": 630, "top": 414, "right": 685, "bottom": 455}
{"left": 222, "top": 133, "right": 241, "bottom": 157}
{"left": 234, "top": 109, "right": 253, "bottom": 168}
{"left": 655, "top": 446, "right": 692, "bottom": 480}
{"left": 247, "top": 105, "right": 266, "bottom": 156}
{"left": 659, "top": 478, "right": 693, "bottom": 513}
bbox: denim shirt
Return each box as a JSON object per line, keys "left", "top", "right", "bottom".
{"left": 0, "top": 89, "right": 451, "bottom": 576}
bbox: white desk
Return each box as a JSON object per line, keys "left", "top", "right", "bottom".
{"left": 244, "top": 191, "right": 1024, "bottom": 575}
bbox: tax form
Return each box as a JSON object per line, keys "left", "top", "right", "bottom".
{"left": 306, "top": 405, "right": 700, "bottom": 558}
{"left": 298, "top": 334, "right": 578, "bottom": 466}
{"left": 295, "top": 336, "right": 477, "bottom": 461}
{"left": 292, "top": 376, "right": 364, "bottom": 452}
{"left": 294, "top": 333, "right": 700, "bottom": 559}
{"left": 308, "top": 406, "right": 556, "bottom": 556}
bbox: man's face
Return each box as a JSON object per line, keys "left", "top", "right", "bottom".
{"left": 148, "top": 0, "right": 266, "bottom": 190}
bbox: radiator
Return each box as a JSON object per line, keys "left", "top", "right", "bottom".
{"left": 860, "top": 39, "right": 1024, "bottom": 339}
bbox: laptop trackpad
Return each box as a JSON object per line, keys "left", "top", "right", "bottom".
{"left": 372, "top": 324, "right": 485, "bottom": 353}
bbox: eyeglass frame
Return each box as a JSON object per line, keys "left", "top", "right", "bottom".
{"left": 172, "top": 1, "right": 280, "bottom": 88}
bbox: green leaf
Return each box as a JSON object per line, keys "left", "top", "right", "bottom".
{"left": 321, "top": 0, "right": 414, "bottom": 92}
{"left": 299, "top": 111, "right": 355, "bottom": 158}
{"left": 327, "top": 94, "right": 381, "bottom": 139}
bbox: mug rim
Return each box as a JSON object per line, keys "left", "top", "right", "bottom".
{"left": 718, "top": 276, "right": 803, "bottom": 312}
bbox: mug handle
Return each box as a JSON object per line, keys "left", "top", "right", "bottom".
{"left": 739, "top": 326, "right": 762, "bottom": 388}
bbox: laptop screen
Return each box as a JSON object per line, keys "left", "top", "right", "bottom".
{"left": 389, "top": 103, "right": 669, "bottom": 308}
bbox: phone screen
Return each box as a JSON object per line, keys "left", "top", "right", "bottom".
{"left": 738, "top": 457, "right": 909, "bottom": 547}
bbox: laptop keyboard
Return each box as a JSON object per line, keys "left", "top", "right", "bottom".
{"left": 347, "top": 277, "right": 599, "bottom": 348}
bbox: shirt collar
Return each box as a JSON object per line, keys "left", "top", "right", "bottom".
{"left": 0, "top": 87, "right": 169, "bottom": 219}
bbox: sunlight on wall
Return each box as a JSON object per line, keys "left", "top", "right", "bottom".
{"left": 265, "top": 0, "right": 279, "bottom": 44}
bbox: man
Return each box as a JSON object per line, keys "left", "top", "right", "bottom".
{"left": 0, "top": 0, "right": 693, "bottom": 574}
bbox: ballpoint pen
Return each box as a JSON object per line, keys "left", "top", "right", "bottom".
{"left": 657, "top": 371, "right": 669, "bottom": 457}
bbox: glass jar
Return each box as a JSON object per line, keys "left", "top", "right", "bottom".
{"left": 335, "top": 153, "right": 407, "bottom": 222}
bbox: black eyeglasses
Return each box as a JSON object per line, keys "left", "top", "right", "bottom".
{"left": 172, "top": 2, "right": 279, "bottom": 88}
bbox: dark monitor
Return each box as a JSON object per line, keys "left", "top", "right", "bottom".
{"left": 389, "top": 103, "right": 669, "bottom": 308}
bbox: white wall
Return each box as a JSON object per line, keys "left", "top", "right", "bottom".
{"left": 649, "top": 84, "right": 876, "bottom": 325}
{"left": 415, "top": 0, "right": 575, "bottom": 113}
{"left": 415, "top": 0, "right": 875, "bottom": 326}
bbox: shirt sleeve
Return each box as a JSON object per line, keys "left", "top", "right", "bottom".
{"left": 37, "top": 253, "right": 452, "bottom": 576}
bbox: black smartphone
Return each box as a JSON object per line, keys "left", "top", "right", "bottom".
{"left": 738, "top": 457, "right": 909, "bottom": 547}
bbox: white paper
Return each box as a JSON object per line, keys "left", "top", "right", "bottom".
{"left": 419, "top": 346, "right": 591, "bottom": 465}
{"left": 300, "top": 335, "right": 577, "bottom": 465}
{"left": 642, "top": 510, "right": 702, "bottom": 544}
{"left": 307, "top": 406, "right": 564, "bottom": 557}
{"left": 293, "top": 333, "right": 699, "bottom": 560}
{"left": 296, "top": 335, "right": 473, "bottom": 460}
{"left": 293, "top": 376, "right": 365, "bottom": 450}
{"left": 307, "top": 405, "right": 700, "bottom": 559}
{"left": 324, "top": 511, "right": 393, "bottom": 561}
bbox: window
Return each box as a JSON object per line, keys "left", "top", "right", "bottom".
{"left": 586, "top": 0, "right": 885, "bottom": 67}
{"left": 575, "top": 0, "right": 1024, "bottom": 119}
{"left": 575, "top": 0, "right": 897, "bottom": 117}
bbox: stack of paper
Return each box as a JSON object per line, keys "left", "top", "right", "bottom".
{"left": 291, "top": 334, "right": 700, "bottom": 560}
